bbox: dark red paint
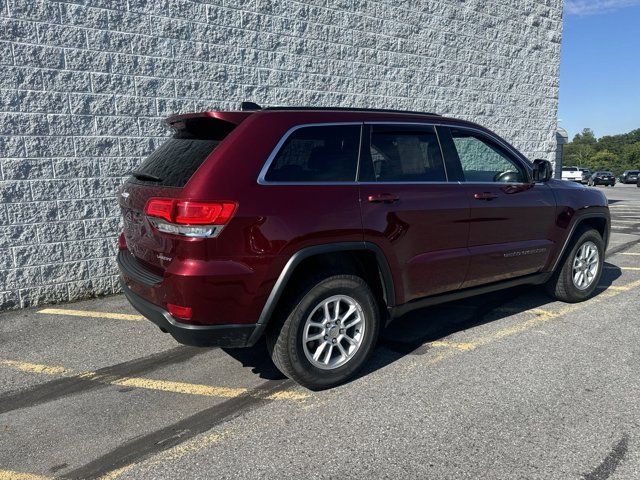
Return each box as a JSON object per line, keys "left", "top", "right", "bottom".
{"left": 118, "top": 109, "right": 610, "bottom": 332}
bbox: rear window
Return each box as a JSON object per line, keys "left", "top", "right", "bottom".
{"left": 264, "top": 125, "right": 360, "bottom": 182}
{"left": 129, "top": 117, "right": 235, "bottom": 187}
{"left": 562, "top": 167, "right": 578, "bottom": 171}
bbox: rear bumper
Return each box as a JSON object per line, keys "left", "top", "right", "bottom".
{"left": 120, "top": 280, "right": 262, "bottom": 348}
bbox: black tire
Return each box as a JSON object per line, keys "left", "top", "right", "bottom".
{"left": 266, "top": 274, "right": 381, "bottom": 390}
{"left": 545, "top": 228, "right": 604, "bottom": 303}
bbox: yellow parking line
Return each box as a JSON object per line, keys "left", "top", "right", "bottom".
{"left": 101, "top": 431, "right": 228, "bottom": 479}
{"left": 0, "top": 359, "right": 70, "bottom": 376}
{"left": 430, "top": 340, "right": 477, "bottom": 351}
{"left": 102, "top": 431, "right": 227, "bottom": 479}
{"left": 596, "top": 285, "right": 628, "bottom": 291}
{"left": 108, "top": 376, "right": 248, "bottom": 399}
{"left": 0, "top": 359, "right": 308, "bottom": 402}
{"left": 620, "top": 252, "right": 640, "bottom": 256}
{"left": 38, "top": 308, "right": 143, "bottom": 321}
{"left": 605, "top": 266, "right": 640, "bottom": 271}
{"left": 0, "top": 471, "right": 51, "bottom": 480}
{"left": 612, "top": 220, "right": 639, "bottom": 224}
{"left": 426, "top": 279, "right": 640, "bottom": 354}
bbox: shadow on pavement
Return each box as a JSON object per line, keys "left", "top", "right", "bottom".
{"left": 220, "top": 262, "right": 623, "bottom": 383}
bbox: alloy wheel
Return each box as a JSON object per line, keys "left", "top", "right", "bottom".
{"left": 302, "top": 295, "right": 366, "bottom": 370}
{"left": 572, "top": 241, "right": 599, "bottom": 290}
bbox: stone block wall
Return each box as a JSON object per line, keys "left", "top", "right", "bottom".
{"left": 0, "top": 0, "right": 563, "bottom": 309}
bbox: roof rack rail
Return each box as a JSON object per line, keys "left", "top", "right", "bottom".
{"left": 239, "top": 103, "right": 439, "bottom": 116}
{"left": 264, "top": 106, "right": 440, "bottom": 116}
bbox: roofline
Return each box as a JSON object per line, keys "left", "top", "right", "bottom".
{"left": 260, "top": 106, "right": 440, "bottom": 116}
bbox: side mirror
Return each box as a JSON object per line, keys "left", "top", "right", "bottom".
{"left": 532, "top": 159, "right": 553, "bottom": 182}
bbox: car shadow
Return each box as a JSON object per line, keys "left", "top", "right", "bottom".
{"left": 222, "top": 262, "right": 623, "bottom": 385}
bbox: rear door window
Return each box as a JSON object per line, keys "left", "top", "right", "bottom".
{"left": 129, "top": 117, "right": 235, "bottom": 187}
{"left": 361, "top": 124, "right": 447, "bottom": 182}
{"left": 263, "top": 125, "right": 361, "bottom": 182}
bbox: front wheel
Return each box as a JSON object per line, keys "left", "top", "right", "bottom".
{"left": 545, "top": 228, "right": 604, "bottom": 302}
{"left": 266, "top": 274, "right": 381, "bottom": 390}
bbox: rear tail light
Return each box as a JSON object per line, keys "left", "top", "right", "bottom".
{"left": 167, "top": 303, "right": 192, "bottom": 321}
{"left": 144, "top": 198, "right": 237, "bottom": 238}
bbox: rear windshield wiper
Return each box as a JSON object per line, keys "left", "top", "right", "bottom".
{"left": 132, "top": 171, "right": 162, "bottom": 182}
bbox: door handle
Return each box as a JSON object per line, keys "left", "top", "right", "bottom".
{"left": 473, "top": 192, "right": 499, "bottom": 201}
{"left": 367, "top": 193, "right": 399, "bottom": 204}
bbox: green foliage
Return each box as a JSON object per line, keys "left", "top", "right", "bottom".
{"left": 562, "top": 128, "right": 640, "bottom": 175}
{"left": 572, "top": 128, "right": 597, "bottom": 145}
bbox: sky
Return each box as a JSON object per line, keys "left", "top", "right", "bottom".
{"left": 558, "top": 0, "right": 640, "bottom": 140}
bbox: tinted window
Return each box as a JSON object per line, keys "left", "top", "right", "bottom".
{"left": 129, "top": 117, "right": 235, "bottom": 187}
{"left": 130, "top": 139, "right": 219, "bottom": 187}
{"left": 264, "top": 125, "right": 360, "bottom": 182}
{"left": 450, "top": 129, "right": 526, "bottom": 183}
{"left": 366, "top": 125, "right": 446, "bottom": 182}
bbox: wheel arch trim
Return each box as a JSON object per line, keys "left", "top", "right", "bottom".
{"left": 550, "top": 212, "right": 610, "bottom": 273}
{"left": 247, "top": 242, "right": 394, "bottom": 345}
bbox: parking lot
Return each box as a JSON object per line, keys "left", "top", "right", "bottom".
{"left": 1, "top": 183, "right": 640, "bottom": 480}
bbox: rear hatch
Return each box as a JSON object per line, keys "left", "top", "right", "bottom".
{"left": 119, "top": 114, "right": 241, "bottom": 273}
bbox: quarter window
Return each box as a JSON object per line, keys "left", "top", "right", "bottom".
{"left": 264, "top": 125, "right": 360, "bottom": 182}
{"left": 450, "top": 128, "right": 526, "bottom": 183}
{"left": 365, "top": 125, "right": 446, "bottom": 182}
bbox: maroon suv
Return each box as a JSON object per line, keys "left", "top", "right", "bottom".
{"left": 117, "top": 106, "right": 610, "bottom": 389}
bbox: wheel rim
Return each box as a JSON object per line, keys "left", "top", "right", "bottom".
{"left": 572, "top": 240, "right": 600, "bottom": 290}
{"left": 302, "top": 294, "right": 366, "bottom": 370}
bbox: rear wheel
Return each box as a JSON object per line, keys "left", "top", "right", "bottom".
{"left": 545, "top": 228, "right": 604, "bottom": 302}
{"left": 266, "top": 274, "right": 380, "bottom": 390}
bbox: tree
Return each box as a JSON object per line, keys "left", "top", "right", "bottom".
{"left": 590, "top": 150, "right": 617, "bottom": 171}
{"left": 572, "top": 128, "right": 597, "bottom": 145}
{"left": 622, "top": 142, "right": 640, "bottom": 166}
{"left": 564, "top": 143, "right": 594, "bottom": 167}
{"left": 561, "top": 127, "right": 640, "bottom": 175}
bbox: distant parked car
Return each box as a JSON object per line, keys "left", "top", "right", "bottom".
{"left": 620, "top": 170, "right": 640, "bottom": 184}
{"left": 588, "top": 171, "right": 616, "bottom": 187}
{"left": 562, "top": 166, "right": 582, "bottom": 182}
{"left": 580, "top": 168, "right": 591, "bottom": 184}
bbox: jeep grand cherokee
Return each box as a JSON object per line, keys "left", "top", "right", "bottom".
{"left": 117, "top": 105, "right": 610, "bottom": 389}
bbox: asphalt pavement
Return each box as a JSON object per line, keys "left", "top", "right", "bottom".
{"left": 1, "top": 183, "right": 640, "bottom": 480}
